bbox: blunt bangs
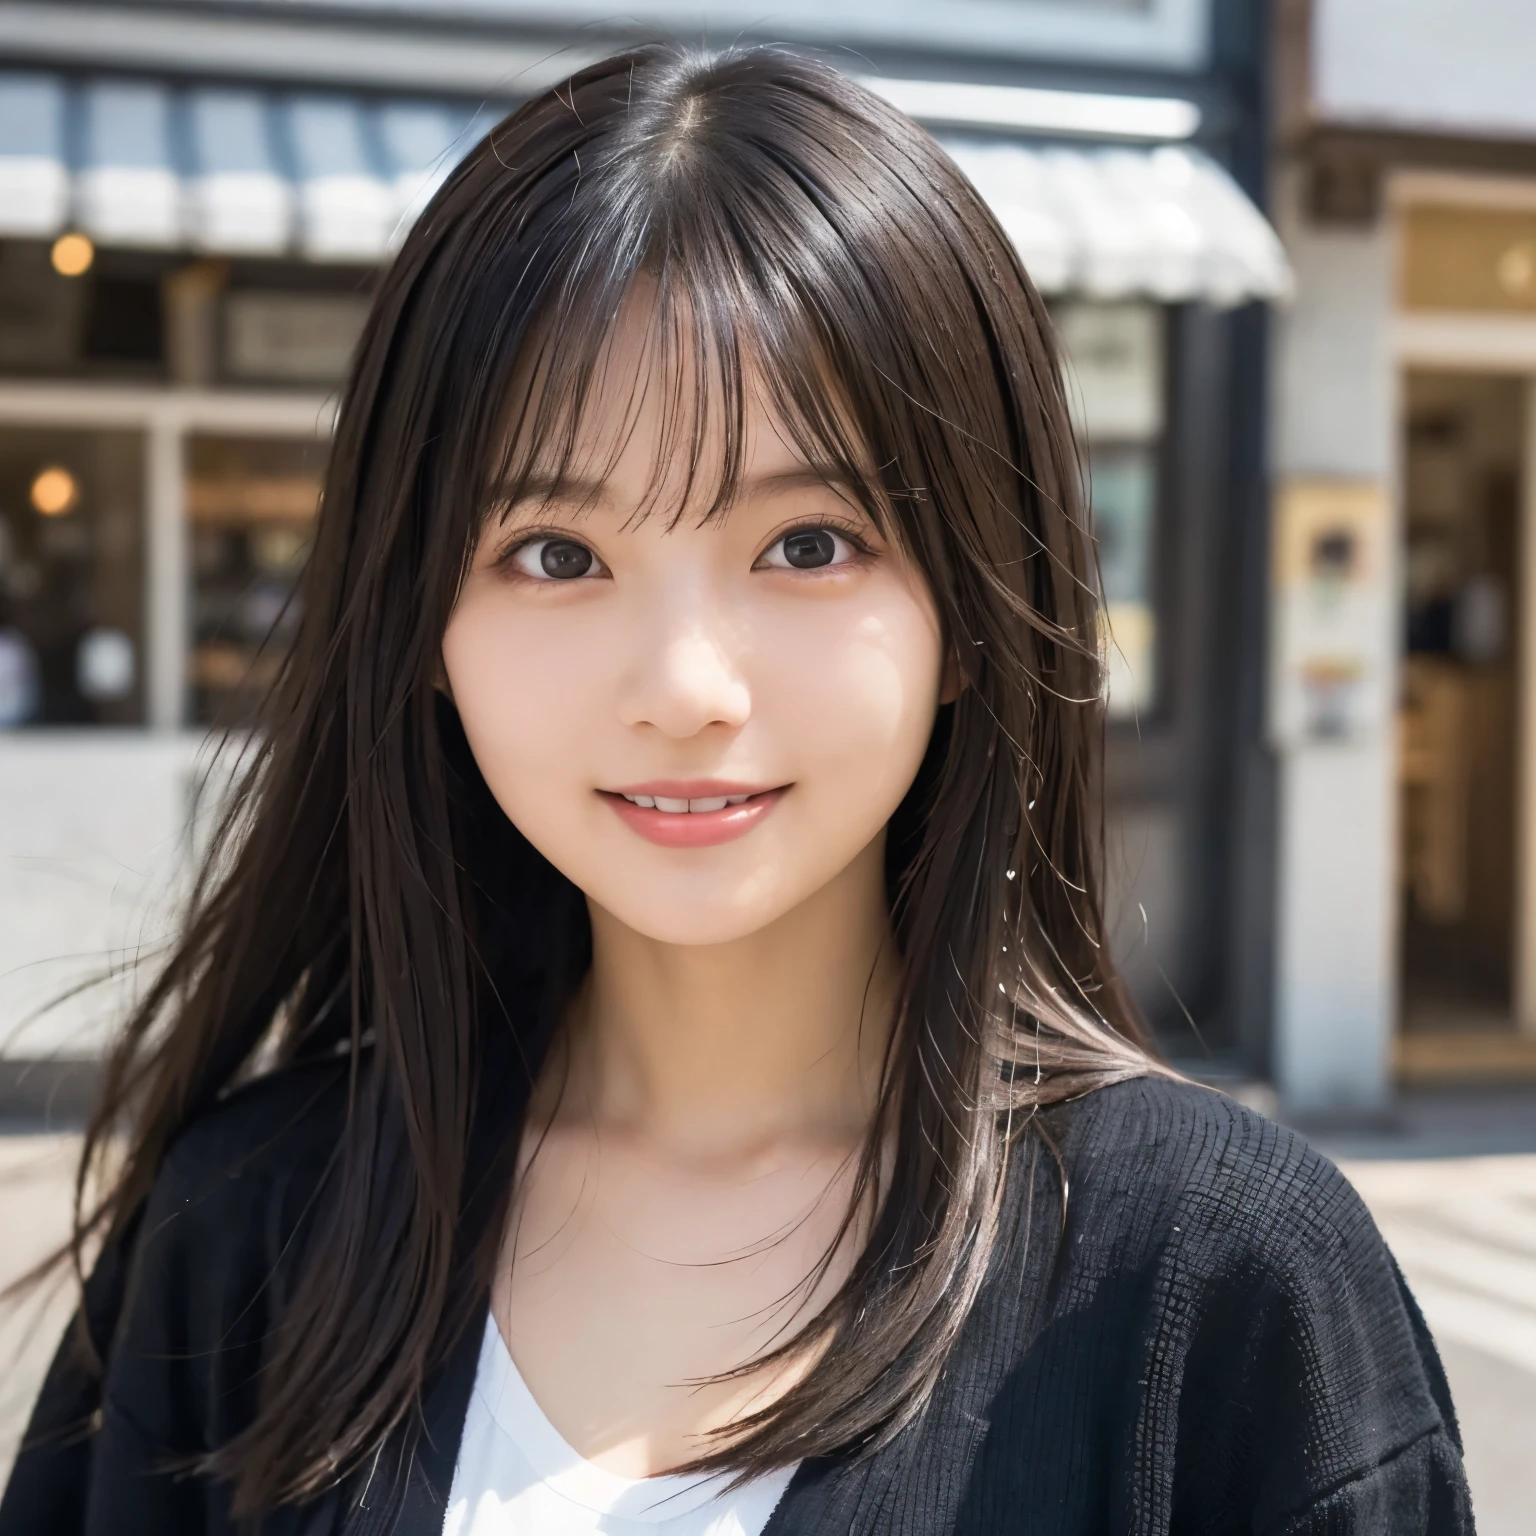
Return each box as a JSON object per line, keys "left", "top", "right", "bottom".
{"left": 470, "top": 72, "right": 951, "bottom": 550}
{"left": 486, "top": 270, "right": 894, "bottom": 545}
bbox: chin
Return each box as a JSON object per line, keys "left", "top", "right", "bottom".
{"left": 591, "top": 880, "right": 800, "bottom": 948}
{"left": 602, "top": 905, "right": 788, "bottom": 948}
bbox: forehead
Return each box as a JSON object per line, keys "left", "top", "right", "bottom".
{"left": 500, "top": 280, "right": 870, "bottom": 526}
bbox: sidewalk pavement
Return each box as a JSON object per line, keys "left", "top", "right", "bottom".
{"left": 2, "top": 1089, "right": 1533, "bottom": 1530}
{"left": 0, "top": 1132, "right": 77, "bottom": 1488}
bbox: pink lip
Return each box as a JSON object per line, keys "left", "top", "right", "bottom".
{"left": 599, "top": 782, "right": 789, "bottom": 848}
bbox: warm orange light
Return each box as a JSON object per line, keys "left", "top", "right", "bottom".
{"left": 1497, "top": 241, "right": 1536, "bottom": 298}
{"left": 30, "top": 466, "right": 79, "bottom": 516}
{"left": 50, "top": 232, "right": 94, "bottom": 278}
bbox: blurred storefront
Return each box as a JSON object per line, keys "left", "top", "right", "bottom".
{"left": 1273, "top": 0, "right": 1536, "bottom": 1108}
{"left": 0, "top": 1, "right": 1285, "bottom": 1071}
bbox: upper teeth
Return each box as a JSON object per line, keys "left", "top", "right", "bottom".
{"left": 622, "top": 794, "right": 752, "bottom": 812}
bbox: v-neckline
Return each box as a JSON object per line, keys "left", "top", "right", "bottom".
{"left": 474, "top": 1313, "right": 787, "bottom": 1521}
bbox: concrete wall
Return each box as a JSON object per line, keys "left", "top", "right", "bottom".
{"left": 1270, "top": 166, "right": 1399, "bottom": 1111}
{"left": 1315, "top": 0, "right": 1536, "bottom": 140}
{"left": 0, "top": 732, "right": 204, "bottom": 1058}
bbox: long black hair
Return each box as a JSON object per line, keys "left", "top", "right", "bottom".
{"left": 71, "top": 43, "right": 1157, "bottom": 1515}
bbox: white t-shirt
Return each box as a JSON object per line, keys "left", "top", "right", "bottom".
{"left": 443, "top": 1315, "right": 800, "bottom": 1536}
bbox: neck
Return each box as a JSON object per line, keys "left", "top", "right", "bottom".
{"left": 566, "top": 836, "right": 898, "bottom": 1160}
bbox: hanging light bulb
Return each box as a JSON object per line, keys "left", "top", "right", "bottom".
{"left": 30, "top": 466, "right": 80, "bottom": 516}
{"left": 50, "top": 232, "right": 94, "bottom": 278}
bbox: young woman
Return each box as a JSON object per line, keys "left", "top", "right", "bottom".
{"left": 2, "top": 45, "right": 1470, "bottom": 1536}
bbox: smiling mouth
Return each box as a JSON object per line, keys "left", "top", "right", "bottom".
{"left": 616, "top": 792, "right": 756, "bottom": 813}
{"left": 598, "top": 783, "right": 788, "bottom": 846}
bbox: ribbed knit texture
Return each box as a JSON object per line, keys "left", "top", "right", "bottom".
{"left": 1, "top": 1066, "right": 1474, "bottom": 1535}
{"left": 762, "top": 1078, "right": 1472, "bottom": 1534}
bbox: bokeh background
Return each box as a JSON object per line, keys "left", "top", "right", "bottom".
{"left": 0, "top": 1, "right": 1532, "bottom": 1528}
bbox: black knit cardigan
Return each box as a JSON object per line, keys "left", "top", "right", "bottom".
{"left": 1, "top": 1064, "right": 1474, "bottom": 1535}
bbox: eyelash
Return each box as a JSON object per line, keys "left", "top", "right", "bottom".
{"left": 753, "top": 519, "right": 874, "bottom": 573}
{"left": 498, "top": 530, "right": 610, "bottom": 583}
{"left": 496, "top": 519, "right": 876, "bottom": 582}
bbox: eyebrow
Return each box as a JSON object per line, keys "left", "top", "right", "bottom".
{"left": 491, "top": 463, "right": 867, "bottom": 520}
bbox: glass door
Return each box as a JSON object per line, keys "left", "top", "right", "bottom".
{"left": 1056, "top": 301, "right": 1253, "bottom": 1056}
{"left": 186, "top": 433, "right": 327, "bottom": 727}
{"left": 0, "top": 426, "right": 145, "bottom": 728}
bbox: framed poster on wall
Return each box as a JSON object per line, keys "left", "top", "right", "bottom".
{"left": 1270, "top": 478, "right": 1392, "bottom": 746}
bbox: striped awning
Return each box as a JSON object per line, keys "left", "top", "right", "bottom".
{"left": 0, "top": 72, "right": 486, "bottom": 262}
{"left": 940, "top": 138, "right": 1291, "bottom": 306}
{"left": 0, "top": 71, "right": 1290, "bottom": 302}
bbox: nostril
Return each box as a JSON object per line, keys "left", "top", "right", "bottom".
{"left": 617, "top": 636, "right": 752, "bottom": 736}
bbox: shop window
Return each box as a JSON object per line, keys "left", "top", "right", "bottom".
{"left": 0, "top": 428, "right": 145, "bottom": 727}
{"left": 1398, "top": 375, "right": 1522, "bottom": 1030}
{"left": 222, "top": 290, "right": 371, "bottom": 384}
{"left": 0, "top": 242, "right": 87, "bottom": 374}
{"left": 1053, "top": 301, "right": 1165, "bottom": 718}
{"left": 1089, "top": 440, "right": 1159, "bottom": 712}
{"left": 83, "top": 273, "right": 165, "bottom": 367}
{"left": 188, "top": 434, "right": 326, "bottom": 727}
{"left": 0, "top": 244, "right": 374, "bottom": 387}
{"left": 0, "top": 242, "right": 166, "bottom": 378}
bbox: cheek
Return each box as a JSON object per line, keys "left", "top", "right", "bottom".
{"left": 761, "top": 579, "right": 943, "bottom": 804}
{"left": 441, "top": 594, "right": 601, "bottom": 798}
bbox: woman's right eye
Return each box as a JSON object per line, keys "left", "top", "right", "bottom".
{"left": 506, "top": 538, "right": 606, "bottom": 581}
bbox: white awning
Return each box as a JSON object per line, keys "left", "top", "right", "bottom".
{"left": 185, "top": 89, "right": 292, "bottom": 256}
{"left": 76, "top": 79, "right": 181, "bottom": 248}
{"left": 0, "top": 74, "right": 67, "bottom": 236}
{"left": 378, "top": 101, "right": 468, "bottom": 246}
{"left": 289, "top": 95, "right": 397, "bottom": 262}
{"left": 0, "top": 71, "right": 476, "bottom": 263}
{"left": 0, "top": 72, "right": 1291, "bottom": 303}
{"left": 941, "top": 139, "right": 1292, "bottom": 306}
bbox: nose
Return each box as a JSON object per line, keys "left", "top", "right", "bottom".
{"left": 617, "top": 591, "right": 751, "bottom": 739}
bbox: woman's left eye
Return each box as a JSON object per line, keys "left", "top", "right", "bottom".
{"left": 757, "top": 527, "right": 860, "bottom": 571}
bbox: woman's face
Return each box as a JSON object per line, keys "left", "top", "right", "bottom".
{"left": 443, "top": 320, "right": 948, "bottom": 947}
